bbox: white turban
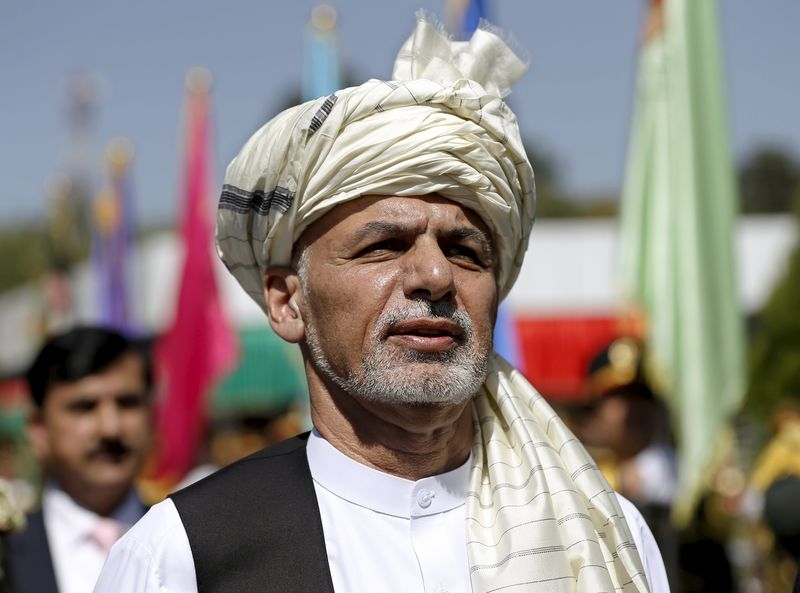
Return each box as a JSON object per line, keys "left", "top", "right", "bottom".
{"left": 216, "top": 15, "right": 534, "bottom": 310}
{"left": 216, "top": 13, "right": 651, "bottom": 593}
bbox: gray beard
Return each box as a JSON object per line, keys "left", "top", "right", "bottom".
{"left": 305, "top": 300, "right": 491, "bottom": 407}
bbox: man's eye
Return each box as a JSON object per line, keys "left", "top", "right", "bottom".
{"left": 67, "top": 400, "right": 96, "bottom": 413}
{"left": 355, "top": 239, "right": 404, "bottom": 257}
{"left": 117, "top": 394, "right": 146, "bottom": 409}
{"left": 445, "top": 245, "right": 482, "bottom": 264}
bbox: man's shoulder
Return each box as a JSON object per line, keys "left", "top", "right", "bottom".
{"left": 165, "top": 432, "right": 333, "bottom": 593}
{"left": 170, "top": 432, "right": 312, "bottom": 506}
{"left": 240, "top": 431, "right": 311, "bottom": 462}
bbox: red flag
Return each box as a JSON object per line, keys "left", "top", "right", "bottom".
{"left": 152, "top": 68, "right": 238, "bottom": 483}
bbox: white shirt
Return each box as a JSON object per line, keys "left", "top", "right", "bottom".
{"left": 308, "top": 430, "right": 472, "bottom": 593}
{"left": 43, "top": 483, "right": 144, "bottom": 593}
{"left": 95, "top": 433, "right": 670, "bottom": 593}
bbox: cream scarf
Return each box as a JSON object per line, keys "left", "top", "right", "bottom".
{"left": 470, "top": 355, "right": 649, "bottom": 592}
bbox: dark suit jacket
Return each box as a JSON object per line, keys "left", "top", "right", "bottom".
{"left": 171, "top": 433, "right": 335, "bottom": 593}
{"left": 3, "top": 492, "right": 147, "bottom": 593}
{"left": 4, "top": 509, "right": 59, "bottom": 593}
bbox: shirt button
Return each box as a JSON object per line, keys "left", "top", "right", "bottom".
{"left": 417, "top": 489, "right": 435, "bottom": 508}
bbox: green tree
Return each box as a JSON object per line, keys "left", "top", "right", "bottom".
{"left": 739, "top": 147, "right": 800, "bottom": 214}
{"left": 745, "top": 186, "right": 800, "bottom": 418}
{"left": 523, "top": 142, "right": 616, "bottom": 219}
{"left": 524, "top": 142, "right": 577, "bottom": 218}
{"left": 0, "top": 225, "right": 50, "bottom": 292}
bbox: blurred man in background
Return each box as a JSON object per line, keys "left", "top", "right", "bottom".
{"left": 4, "top": 326, "right": 153, "bottom": 593}
{"left": 577, "top": 338, "right": 680, "bottom": 591}
{"left": 579, "top": 338, "right": 678, "bottom": 520}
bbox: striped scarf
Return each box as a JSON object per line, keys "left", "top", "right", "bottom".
{"left": 469, "top": 355, "right": 649, "bottom": 592}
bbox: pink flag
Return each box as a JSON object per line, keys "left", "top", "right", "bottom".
{"left": 152, "top": 69, "right": 238, "bottom": 483}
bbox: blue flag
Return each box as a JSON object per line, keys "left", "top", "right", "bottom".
{"left": 93, "top": 138, "right": 136, "bottom": 335}
{"left": 303, "top": 5, "right": 342, "bottom": 101}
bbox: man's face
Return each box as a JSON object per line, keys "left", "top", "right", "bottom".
{"left": 294, "top": 194, "right": 498, "bottom": 407}
{"left": 28, "top": 352, "right": 153, "bottom": 499}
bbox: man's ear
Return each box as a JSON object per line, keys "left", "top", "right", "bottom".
{"left": 264, "top": 266, "right": 306, "bottom": 343}
{"left": 26, "top": 410, "right": 50, "bottom": 462}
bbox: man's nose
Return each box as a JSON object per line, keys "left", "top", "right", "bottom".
{"left": 402, "top": 239, "right": 455, "bottom": 302}
{"left": 96, "top": 403, "right": 122, "bottom": 437}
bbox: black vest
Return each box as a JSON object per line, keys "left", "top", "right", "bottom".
{"left": 170, "top": 433, "right": 335, "bottom": 593}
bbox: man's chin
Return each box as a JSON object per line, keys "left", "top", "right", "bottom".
{"left": 353, "top": 361, "right": 485, "bottom": 407}
{"left": 392, "top": 397, "right": 471, "bottom": 410}
{"left": 83, "top": 462, "right": 140, "bottom": 489}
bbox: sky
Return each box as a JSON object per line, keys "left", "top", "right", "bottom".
{"left": 1, "top": 0, "right": 799, "bottom": 227}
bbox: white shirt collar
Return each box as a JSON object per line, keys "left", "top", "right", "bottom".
{"left": 306, "top": 429, "right": 470, "bottom": 519}
{"left": 43, "top": 481, "right": 144, "bottom": 545}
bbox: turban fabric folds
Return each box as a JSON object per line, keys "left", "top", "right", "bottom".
{"left": 217, "top": 15, "right": 534, "bottom": 309}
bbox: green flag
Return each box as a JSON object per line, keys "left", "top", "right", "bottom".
{"left": 619, "top": 0, "right": 745, "bottom": 523}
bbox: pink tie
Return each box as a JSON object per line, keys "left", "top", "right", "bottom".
{"left": 89, "top": 517, "right": 123, "bottom": 552}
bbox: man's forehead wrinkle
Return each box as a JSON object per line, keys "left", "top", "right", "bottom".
{"left": 346, "top": 221, "right": 410, "bottom": 247}
{"left": 346, "top": 219, "right": 494, "bottom": 251}
{"left": 295, "top": 196, "right": 392, "bottom": 252}
{"left": 443, "top": 227, "right": 493, "bottom": 252}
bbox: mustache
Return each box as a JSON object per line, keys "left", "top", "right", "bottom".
{"left": 375, "top": 300, "right": 474, "bottom": 339}
{"left": 86, "top": 439, "right": 131, "bottom": 460}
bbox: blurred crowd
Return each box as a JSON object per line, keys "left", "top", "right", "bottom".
{"left": 560, "top": 338, "right": 800, "bottom": 593}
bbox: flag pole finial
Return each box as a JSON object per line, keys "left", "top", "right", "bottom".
{"left": 310, "top": 4, "right": 337, "bottom": 32}
{"left": 186, "top": 67, "right": 213, "bottom": 95}
{"left": 106, "top": 137, "right": 134, "bottom": 175}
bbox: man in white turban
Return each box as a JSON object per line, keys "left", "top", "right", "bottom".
{"left": 96, "top": 14, "right": 669, "bottom": 593}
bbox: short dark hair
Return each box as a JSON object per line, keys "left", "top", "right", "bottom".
{"left": 26, "top": 326, "right": 152, "bottom": 407}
